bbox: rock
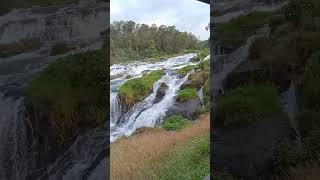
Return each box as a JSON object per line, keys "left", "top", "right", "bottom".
{"left": 166, "top": 98, "right": 201, "bottom": 119}
{"left": 155, "top": 83, "right": 168, "bottom": 103}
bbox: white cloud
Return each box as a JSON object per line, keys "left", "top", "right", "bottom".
{"left": 110, "top": 0, "right": 209, "bottom": 40}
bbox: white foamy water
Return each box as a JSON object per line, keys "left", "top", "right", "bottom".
{"left": 110, "top": 53, "right": 209, "bottom": 142}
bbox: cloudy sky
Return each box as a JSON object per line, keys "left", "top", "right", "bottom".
{"left": 110, "top": 0, "right": 209, "bottom": 40}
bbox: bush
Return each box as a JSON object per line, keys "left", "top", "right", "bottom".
{"left": 176, "top": 88, "right": 198, "bottom": 102}
{"left": 162, "top": 115, "right": 190, "bottom": 131}
{"left": 216, "top": 85, "right": 282, "bottom": 127}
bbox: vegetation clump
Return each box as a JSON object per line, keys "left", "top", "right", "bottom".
{"left": 177, "top": 65, "right": 196, "bottom": 76}
{"left": 50, "top": 42, "right": 70, "bottom": 55}
{"left": 216, "top": 11, "right": 272, "bottom": 48}
{"left": 176, "top": 88, "right": 198, "bottom": 103}
{"left": 118, "top": 70, "right": 165, "bottom": 107}
{"left": 216, "top": 85, "right": 282, "bottom": 127}
{"left": 26, "top": 49, "right": 107, "bottom": 149}
{"left": 162, "top": 115, "right": 190, "bottom": 131}
{"left": 159, "top": 136, "right": 210, "bottom": 179}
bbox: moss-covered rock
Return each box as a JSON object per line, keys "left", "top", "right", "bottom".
{"left": 118, "top": 70, "right": 165, "bottom": 107}
{"left": 176, "top": 88, "right": 198, "bottom": 103}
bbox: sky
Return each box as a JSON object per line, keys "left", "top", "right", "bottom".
{"left": 110, "top": 0, "right": 209, "bottom": 40}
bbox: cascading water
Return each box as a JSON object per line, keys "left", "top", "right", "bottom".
{"left": 110, "top": 53, "right": 208, "bottom": 142}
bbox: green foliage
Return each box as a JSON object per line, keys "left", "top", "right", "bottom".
{"left": 216, "top": 11, "right": 272, "bottom": 48}
{"left": 296, "top": 110, "right": 320, "bottom": 137}
{"left": 177, "top": 65, "right": 196, "bottom": 76}
{"left": 159, "top": 136, "right": 210, "bottom": 179}
{"left": 216, "top": 85, "right": 282, "bottom": 127}
{"left": 273, "top": 130, "right": 320, "bottom": 168}
{"left": 162, "top": 115, "right": 190, "bottom": 131}
{"left": 176, "top": 88, "right": 198, "bottom": 103}
{"left": 111, "top": 21, "right": 203, "bottom": 63}
{"left": 118, "top": 70, "right": 165, "bottom": 106}
{"left": 302, "top": 52, "right": 320, "bottom": 110}
{"left": 27, "top": 49, "right": 107, "bottom": 147}
{"left": 191, "top": 48, "right": 210, "bottom": 62}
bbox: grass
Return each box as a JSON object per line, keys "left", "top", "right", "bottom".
{"left": 177, "top": 65, "right": 196, "bottom": 76}
{"left": 162, "top": 115, "right": 191, "bottom": 131}
{"left": 302, "top": 51, "right": 320, "bottom": 110}
{"left": 191, "top": 48, "right": 210, "bottom": 62}
{"left": 158, "top": 135, "right": 210, "bottom": 180}
{"left": 273, "top": 130, "right": 320, "bottom": 169}
{"left": 26, "top": 49, "right": 107, "bottom": 148}
{"left": 216, "top": 11, "right": 272, "bottom": 48}
{"left": 110, "top": 114, "right": 210, "bottom": 179}
{"left": 176, "top": 88, "right": 198, "bottom": 102}
{"left": 216, "top": 85, "right": 282, "bottom": 127}
{"left": 118, "top": 70, "right": 165, "bottom": 107}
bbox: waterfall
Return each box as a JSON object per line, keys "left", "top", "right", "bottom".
{"left": 198, "top": 87, "right": 204, "bottom": 106}
{"left": 282, "top": 81, "right": 301, "bottom": 142}
{"left": 110, "top": 53, "right": 199, "bottom": 142}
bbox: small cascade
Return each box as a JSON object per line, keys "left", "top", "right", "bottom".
{"left": 282, "top": 81, "right": 301, "bottom": 143}
{"left": 198, "top": 87, "right": 204, "bottom": 106}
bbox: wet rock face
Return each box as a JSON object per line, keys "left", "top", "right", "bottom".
{"left": 155, "top": 82, "right": 168, "bottom": 103}
{"left": 166, "top": 98, "right": 201, "bottom": 119}
{"left": 0, "top": 2, "right": 108, "bottom": 44}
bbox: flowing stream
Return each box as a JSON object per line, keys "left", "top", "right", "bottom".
{"left": 110, "top": 54, "right": 209, "bottom": 142}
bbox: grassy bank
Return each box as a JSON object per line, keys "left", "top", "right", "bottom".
{"left": 110, "top": 114, "right": 210, "bottom": 180}
{"left": 216, "top": 11, "right": 273, "bottom": 48}
{"left": 26, "top": 49, "right": 107, "bottom": 148}
{"left": 176, "top": 88, "right": 198, "bottom": 102}
{"left": 118, "top": 70, "right": 165, "bottom": 107}
{"left": 216, "top": 85, "right": 282, "bottom": 127}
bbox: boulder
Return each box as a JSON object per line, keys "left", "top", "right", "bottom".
{"left": 166, "top": 98, "right": 201, "bottom": 119}
{"left": 155, "top": 83, "right": 168, "bottom": 103}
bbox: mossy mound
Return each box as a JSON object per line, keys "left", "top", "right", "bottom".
{"left": 118, "top": 70, "right": 165, "bottom": 107}
{"left": 26, "top": 49, "right": 107, "bottom": 149}
{"left": 216, "top": 85, "right": 282, "bottom": 127}
{"left": 176, "top": 88, "right": 198, "bottom": 103}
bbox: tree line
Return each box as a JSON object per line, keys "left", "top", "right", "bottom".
{"left": 110, "top": 20, "right": 206, "bottom": 64}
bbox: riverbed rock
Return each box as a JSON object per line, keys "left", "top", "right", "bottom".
{"left": 155, "top": 83, "right": 168, "bottom": 103}
{"left": 166, "top": 98, "right": 201, "bottom": 119}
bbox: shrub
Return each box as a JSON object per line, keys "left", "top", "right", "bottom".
{"left": 162, "top": 115, "right": 190, "bottom": 131}
{"left": 216, "top": 85, "right": 282, "bottom": 127}
{"left": 176, "top": 88, "right": 198, "bottom": 102}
